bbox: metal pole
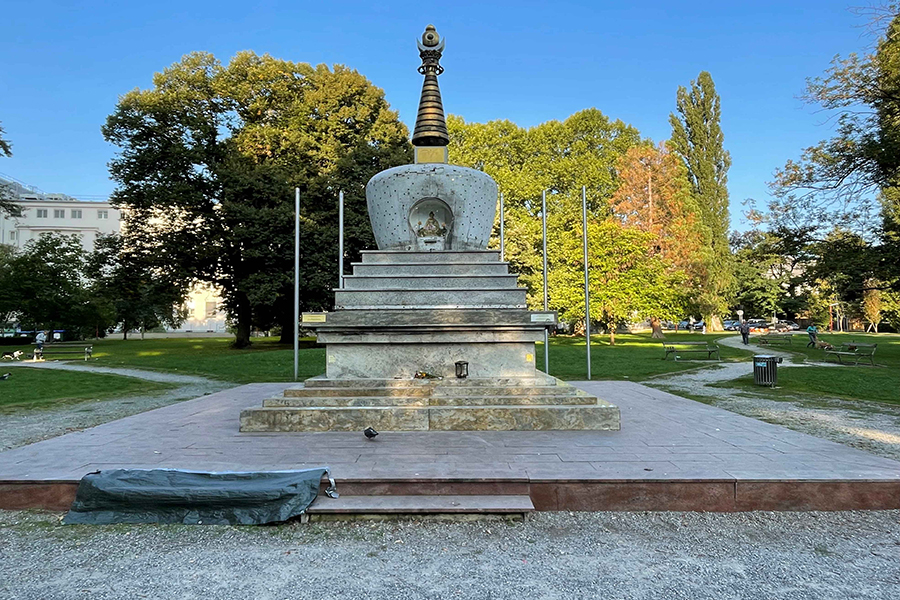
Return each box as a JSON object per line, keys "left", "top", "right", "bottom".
{"left": 499, "top": 192, "right": 505, "bottom": 262}
{"left": 542, "top": 189, "right": 549, "bottom": 374}
{"left": 582, "top": 186, "right": 591, "bottom": 380}
{"left": 294, "top": 188, "right": 300, "bottom": 382}
{"left": 338, "top": 190, "right": 344, "bottom": 289}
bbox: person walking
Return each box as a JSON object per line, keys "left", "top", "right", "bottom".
{"left": 806, "top": 324, "right": 818, "bottom": 348}
{"left": 739, "top": 320, "right": 750, "bottom": 345}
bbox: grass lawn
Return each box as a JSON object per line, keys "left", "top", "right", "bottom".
{"left": 716, "top": 332, "right": 900, "bottom": 405}
{"left": 0, "top": 368, "right": 177, "bottom": 413}
{"left": 2, "top": 332, "right": 751, "bottom": 384}
{"left": 539, "top": 331, "right": 752, "bottom": 381}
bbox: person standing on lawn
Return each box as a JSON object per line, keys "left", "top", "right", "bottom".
{"left": 739, "top": 320, "right": 750, "bottom": 345}
{"left": 806, "top": 324, "right": 818, "bottom": 348}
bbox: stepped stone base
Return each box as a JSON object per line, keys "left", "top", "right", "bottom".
{"left": 241, "top": 249, "right": 620, "bottom": 432}
{"left": 240, "top": 377, "right": 620, "bottom": 432}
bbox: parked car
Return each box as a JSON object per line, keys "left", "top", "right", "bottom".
{"left": 691, "top": 320, "right": 706, "bottom": 331}
{"left": 677, "top": 320, "right": 691, "bottom": 330}
{"left": 778, "top": 320, "right": 800, "bottom": 330}
{"left": 723, "top": 320, "right": 738, "bottom": 331}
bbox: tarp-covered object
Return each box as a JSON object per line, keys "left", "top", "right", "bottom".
{"left": 64, "top": 468, "right": 332, "bottom": 525}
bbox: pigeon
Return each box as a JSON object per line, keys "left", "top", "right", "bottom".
{"left": 363, "top": 427, "right": 379, "bottom": 440}
{"left": 0, "top": 373, "right": 10, "bottom": 380}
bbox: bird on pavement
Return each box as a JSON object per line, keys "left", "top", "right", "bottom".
{"left": 363, "top": 427, "right": 379, "bottom": 440}
{"left": 0, "top": 373, "right": 10, "bottom": 380}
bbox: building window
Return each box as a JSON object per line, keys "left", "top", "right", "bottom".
{"left": 98, "top": 210, "right": 109, "bottom": 220}
{"left": 9, "top": 231, "right": 16, "bottom": 241}
{"left": 205, "top": 301, "right": 218, "bottom": 318}
{"left": 71, "top": 209, "right": 82, "bottom": 219}
{"left": 53, "top": 209, "right": 65, "bottom": 219}
{"left": 37, "top": 209, "right": 48, "bottom": 218}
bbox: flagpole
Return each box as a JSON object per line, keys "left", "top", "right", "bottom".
{"left": 542, "top": 189, "right": 549, "bottom": 374}
{"left": 294, "top": 187, "right": 300, "bottom": 382}
{"left": 582, "top": 185, "right": 591, "bottom": 380}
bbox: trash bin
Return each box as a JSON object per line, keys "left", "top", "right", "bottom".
{"left": 753, "top": 355, "right": 783, "bottom": 387}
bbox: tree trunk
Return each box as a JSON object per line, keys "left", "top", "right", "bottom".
{"left": 279, "top": 303, "right": 295, "bottom": 344}
{"left": 232, "top": 292, "right": 252, "bottom": 348}
{"left": 608, "top": 323, "right": 616, "bottom": 346}
{"left": 122, "top": 320, "right": 128, "bottom": 341}
{"left": 705, "top": 314, "right": 724, "bottom": 332}
{"left": 650, "top": 317, "right": 665, "bottom": 339}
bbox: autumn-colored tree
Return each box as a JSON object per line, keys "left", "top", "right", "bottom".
{"left": 610, "top": 142, "right": 701, "bottom": 337}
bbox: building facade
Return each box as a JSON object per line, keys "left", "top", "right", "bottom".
{"left": 1, "top": 175, "right": 228, "bottom": 333}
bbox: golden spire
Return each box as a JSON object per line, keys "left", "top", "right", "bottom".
{"left": 412, "top": 25, "right": 449, "bottom": 163}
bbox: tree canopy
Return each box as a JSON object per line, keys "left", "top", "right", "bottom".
{"left": 103, "top": 52, "right": 411, "bottom": 347}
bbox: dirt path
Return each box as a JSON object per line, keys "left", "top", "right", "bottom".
{"left": 0, "top": 362, "right": 232, "bottom": 451}
{"left": 646, "top": 334, "right": 900, "bottom": 461}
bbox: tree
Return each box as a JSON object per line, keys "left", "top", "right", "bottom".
{"left": 768, "top": 7, "right": 900, "bottom": 232}
{"left": 669, "top": 71, "right": 734, "bottom": 329}
{"left": 3, "top": 233, "right": 106, "bottom": 338}
{"left": 0, "top": 244, "right": 17, "bottom": 335}
{"left": 610, "top": 142, "right": 701, "bottom": 337}
{"left": 862, "top": 281, "right": 883, "bottom": 332}
{"left": 103, "top": 52, "right": 411, "bottom": 348}
{"left": 448, "top": 109, "right": 644, "bottom": 319}
{"left": 87, "top": 234, "right": 187, "bottom": 339}
{"left": 0, "top": 122, "right": 22, "bottom": 218}
{"left": 549, "top": 219, "right": 687, "bottom": 344}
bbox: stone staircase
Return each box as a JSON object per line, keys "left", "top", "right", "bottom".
{"left": 240, "top": 376, "right": 620, "bottom": 432}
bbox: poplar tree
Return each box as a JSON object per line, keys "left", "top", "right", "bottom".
{"left": 669, "top": 71, "right": 733, "bottom": 328}
{"left": 0, "top": 122, "right": 22, "bottom": 218}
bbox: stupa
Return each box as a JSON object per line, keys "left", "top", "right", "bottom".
{"left": 240, "top": 26, "right": 620, "bottom": 432}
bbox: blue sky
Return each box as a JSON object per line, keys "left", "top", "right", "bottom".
{"left": 0, "top": 0, "right": 876, "bottom": 228}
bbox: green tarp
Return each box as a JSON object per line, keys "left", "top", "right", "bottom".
{"left": 64, "top": 468, "right": 335, "bottom": 525}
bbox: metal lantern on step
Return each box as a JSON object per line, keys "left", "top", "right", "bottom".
{"left": 455, "top": 361, "right": 469, "bottom": 379}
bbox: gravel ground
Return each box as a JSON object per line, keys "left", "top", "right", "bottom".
{"left": 646, "top": 335, "right": 900, "bottom": 462}
{"left": 0, "top": 363, "right": 231, "bottom": 451}
{"left": 1, "top": 509, "right": 898, "bottom": 599}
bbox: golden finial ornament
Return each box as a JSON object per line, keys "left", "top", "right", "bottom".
{"left": 412, "top": 24, "right": 449, "bottom": 162}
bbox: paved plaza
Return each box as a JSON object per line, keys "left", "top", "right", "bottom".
{"left": 1, "top": 380, "right": 898, "bottom": 511}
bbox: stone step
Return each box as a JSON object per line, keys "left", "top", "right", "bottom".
{"left": 284, "top": 386, "right": 432, "bottom": 398}
{"left": 361, "top": 250, "right": 501, "bottom": 264}
{"left": 342, "top": 274, "right": 520, "bottom": 290}
{"left": 302, "top": 376, "right": 554, "bottom": 389}
{"left": 334, "top": 288, "right": 527, "bottom": 310}
{"left": 352, "top": 262, "right": 511, "bottom": 276}
{"left": 263, "top": 394, "right": 597, "bottom": 408}
{"left": 431, "top": 386, "right": 577, "bottom": 397}
{"left": 306, "top": 494, "right": 534, "bottom": 516}
{"left": 239, "top": 404, "right": 620, "bottom": 432}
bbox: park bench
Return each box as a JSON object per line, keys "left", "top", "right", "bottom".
{"left": 662, "top": 341, "right": 721, "bottom": 361}
{"left": 823, "top": 343, "right": 877, "bottom": 366}
{"left": 33, "top": 343, "right": 94, "bottom": 361}
{"left": 757, "top": 334, "right": 793, "bottom": 346}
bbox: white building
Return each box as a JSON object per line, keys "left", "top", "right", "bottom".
{"left": 1, "top": 177, "right": 121, "bottom": 251}
{"left": 1, "top": 175, "right": 228, "bottom": 333}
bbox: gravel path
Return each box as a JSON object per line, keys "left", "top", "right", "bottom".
{"left": 1, "top": 509, "right": 898, "bottom": 599}
{"left": 0, "top": 363, "right": 231, "bottom": 451}
{"left": 647, "top": 334, "right": 900, "bottom": 461}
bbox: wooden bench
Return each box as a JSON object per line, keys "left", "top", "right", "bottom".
{"left": 823, "top": 343, "right": 877, "bottom": 366}
{"left": 757, "top": 334, "right": 793, "bottom": 346}
{"left": 662, "top": 341, "right": 721, "bottom": 361}
{"left": 33, "top": 343, "right": 93, "bottom": 361}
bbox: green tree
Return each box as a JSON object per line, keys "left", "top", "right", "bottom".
{"left": 669, "top": 71, "right": 734, "bottom": 329}
{"left": 87, "top": 234, "right": 187, "bottom": 339}
{"left": 448, "top": 109, "right": 643, "bottom": 313}
{"left": 4, "top": 233, "right": 105, "bottom": 338}
{"left": 103, "top": 52, "right": 411, "bottom": 347}
{"left": 0, "top": 122, "right": 22, "bottom": 218}
{"left": 550, "top": 219, "right": 687, "bottom": 344}
{"left": 0, "top": 244, "right": 17, "bottom": 335}
{"left": 769, "top": 7, "right": 900, "bottom": 230}
{"left": 862, "top": 280, "right": 883, "bottom": 332}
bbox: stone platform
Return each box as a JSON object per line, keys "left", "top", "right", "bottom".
{"left": 240, "top": 376, "right": 620, "bottom": 432}
{"left": 2, "top": 381, "right": 899, "bottom": 513}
